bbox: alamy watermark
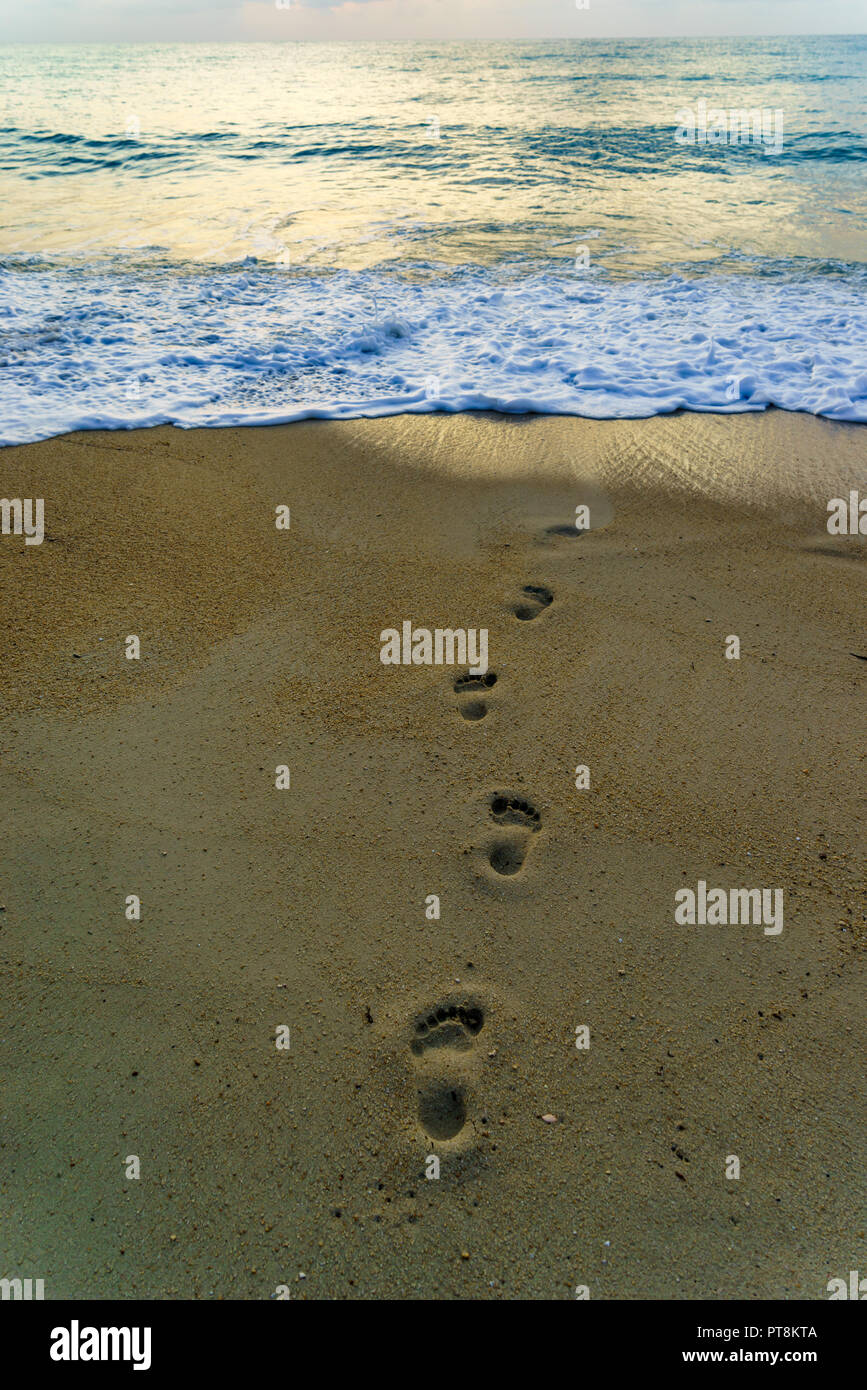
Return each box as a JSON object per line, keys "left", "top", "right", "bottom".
{"left": 827, "top": 491, "right": 867, "bottom": 534}
{"left": 675, "top": 880, "right": 783, "bottom": 936}
{"left": 827, "top": 1270, "right": 867, "bottom": 1299}
{"left": 675, "top": 100, "right": 784, "bottom": 156}
{"left": 50, "top": 1322, "right": 151, "bottom": 1370}
{"left": 380, "top": 621, "right": 489, "bottom": 677}
{"left": 1, "top": 497, "right": 44, "bottom": 545}
{"left": 1, "top": 1276, "right": 44, "bottom": 1299}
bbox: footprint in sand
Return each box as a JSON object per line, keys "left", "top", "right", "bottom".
{"left": 543, "top": 522, "right": 586, "bottom": 540}
{"left": 453, "top": 669, "right": 497, "bottom": 721}
{"left": 512, "top": 583, "right": 554, "bottom": 621}
{"left": 411, "top": 1001, "right": 485, "bottom": 1140}
{"left": 487, "top": 792, "right": 542, "bottom": 876}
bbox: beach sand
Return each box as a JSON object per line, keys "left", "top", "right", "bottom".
{"left": 1, "top": 410, "right": 865, "bottom": 1299}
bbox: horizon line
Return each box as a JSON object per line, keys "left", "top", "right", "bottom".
{"left": 0, "top": 31, "right": 864, "bottom": 44}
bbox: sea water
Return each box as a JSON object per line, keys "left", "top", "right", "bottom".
{"left": 0, "top": 36, "right": 865, "bottom": 444}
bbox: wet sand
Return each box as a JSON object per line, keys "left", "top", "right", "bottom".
{"left": 1, "top": 410, "right": 865, "bottom": 1299}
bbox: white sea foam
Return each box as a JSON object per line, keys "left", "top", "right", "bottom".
{"left": 1, "top": 265, "right": 865, "bottom": 446}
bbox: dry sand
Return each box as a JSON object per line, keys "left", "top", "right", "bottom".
{"left": 1, "top": 410, "right": 865, "bottom": 1299}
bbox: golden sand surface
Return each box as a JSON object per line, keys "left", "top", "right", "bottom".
{"left": 1, "top": 411, "right": 865, "bottom": 1298}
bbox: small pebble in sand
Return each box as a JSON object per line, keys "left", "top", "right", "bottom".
{"left": 541, "top": 1114, "right": 558, "bottom": 1124}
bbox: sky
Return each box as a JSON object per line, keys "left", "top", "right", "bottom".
{"left": 0, "top": 0, "right": 864, "bottom": 43}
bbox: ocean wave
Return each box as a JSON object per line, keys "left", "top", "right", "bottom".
{"left": 0, "top": 261, "right": 865, "bottom": 445}
{"left": 3, "top": 121, "right": 866, "bottom": 179}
